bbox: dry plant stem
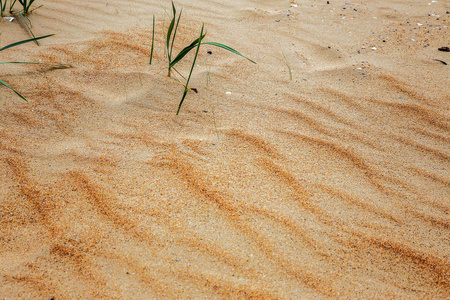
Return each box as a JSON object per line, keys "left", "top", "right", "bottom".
{"left": 134, "top": 59, "right": 143, "bottom": 86}
{"left": 282, "top": 51, "right": 293, "bottom": 81}
{"left": 271, "top": 52, "right": 292, "bottom": 81}
{"left": 204, "top": 55, "right": 211, "bottom": 84}
{"left": 212, "top": 105, "right": 219, "bottom": 140}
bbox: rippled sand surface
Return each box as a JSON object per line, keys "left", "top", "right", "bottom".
{"left": 1, "top": 0, "right": 449, "bottom": 298}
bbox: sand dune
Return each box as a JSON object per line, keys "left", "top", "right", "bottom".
{"left": 1, "top": 0, "right": 449, "bottom": 298}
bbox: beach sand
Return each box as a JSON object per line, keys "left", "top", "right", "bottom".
{"left": 1, "top": 0, "right": 449, "bottom": 298}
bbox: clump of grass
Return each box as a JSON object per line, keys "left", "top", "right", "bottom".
{"left": 1, "top": 0, "right": 69, "bottom": 101}
{"left": 1, "top": 0, "right": 37, "bottom": 16}
{"left": 150, "top": 1, "right": 256, "bottom": 114}
{"left": 3, "top": 0, "right": 41, "bottom": 45}
{"left": 10, "top": 0, "right": 36, "bottom": 15}
{"left": 1, "top": 35, "right": 70, "bottom": 101}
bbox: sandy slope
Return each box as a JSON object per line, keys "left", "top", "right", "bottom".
{"left": 1, "top": 0, "right": 449, "bottom": 298}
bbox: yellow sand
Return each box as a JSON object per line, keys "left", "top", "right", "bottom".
{"left": 1, "top": 0, "right": 449, "bottom": 298}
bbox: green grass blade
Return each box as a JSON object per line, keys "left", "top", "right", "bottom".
{"left": 1, "top": 1, "right": 7, "bottom": 17}
{"left": 166, "top": 2, "right": 176, "bottom": 60}
{"left": 9, "top": 0, "right": 17, "bottom": 13}
{"left": 0, "top": 34, "right": 55, "bottom": 51}
{"left": 0, "top": 78, "right": 28, "bottom": 101}
{"left": 0, "top": 61, "right": 70, "bottom": 68}
{"left": 16, "top": 11, "right": 39, "bottom": 45}
{"left": 18, "top": 0, "right": 24, "bottom": 12}
{"left": 18, "top": 0, "right": 34, "bottom": 14}
{"left": 177, "top": 89, "right": 189, "bottom": 115}
{"left": 176, "top": 24, "right": 205, "bottom": 115}
{"left": 149, "top": 14, "right": 155, "bottom": 64}
{"left": 18, "top": 0, "right": 25, "bottom": 13}
{"left": 202, "top": 42, "right": 256, "bottom": 64}
{"left": 169, "top": 8, "right": 182, "bottom": 61}
{"left": 171, "top": 1, "right": 176, "bottom": 20}
{"left": 169, "top": 33, "right": 206, "bottom": 68}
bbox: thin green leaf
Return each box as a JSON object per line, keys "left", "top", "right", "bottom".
{"left": 149, "top": 14, "right": 155, "bottom": 65}
{"left": 9, "top": 0, "right": 17, "bottom": 13}
{"left": 202, "top": 42, "right": 256, "bottom": 64}
{"left": 177, "top": 89, "right": 189, "bottom": 115}
{"left": 177, "top": 24, "right": 205, "bottom": 115}
{"left": 18, "top": 0, "right": 34, "bottom": 14}
{"left": 169, "top": 33, "right": 206, "bottom": 68}
{"left": 0, "top": 34, "right": 55, "bottom": 52}
{"left": 166, "top": 2, "right": 176, "bottom": 60}
{"left": 169, "top": 8, "right": 182, "bottom": 61}
{"left": 0, "top": 78, "right": 28, "bottom": 101}
{"left": 1, "top": 1, "right": 7, "bottom": 17}
{"left": 15, "top": 11, "right": 39, "bottom": 45}
{"left": 0, "top": 61, "right": 70, "bottom": 69}
{"left": 171, "top": 1, "right": 176, "bottom": 20}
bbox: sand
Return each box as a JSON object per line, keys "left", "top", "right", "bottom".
{"left": 1, "top": 0, "right": 449, "bottom": 298}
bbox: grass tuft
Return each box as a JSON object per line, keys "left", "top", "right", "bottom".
{"left": 11, "top": 0, "right": 35, "bottom": 15}
{"left": 150, "top": 1, "right": 256, "bottom": 114}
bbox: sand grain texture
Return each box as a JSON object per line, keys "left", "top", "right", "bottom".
{"left": 1, "top": 0, "right": 449, "bottom": 298}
